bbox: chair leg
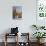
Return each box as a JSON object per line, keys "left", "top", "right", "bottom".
{"left": 4, "top": 41, "right": 7, "bottom": 46}
{"left": 15, "top": 34, "right": 18, "bottom": 46}
{"left": 4, "top": 33, "right": 7, "bottom": 46}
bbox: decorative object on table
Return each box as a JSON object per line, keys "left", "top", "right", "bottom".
{"left": 13, "top": 6, "right": 22, "bottom": 19}
{"left": 11, "top": 27, "right": 18, "bottom": 34}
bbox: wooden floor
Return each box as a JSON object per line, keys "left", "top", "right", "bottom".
{"left": 0, "top": 42, "right": 46, "bottom": 46}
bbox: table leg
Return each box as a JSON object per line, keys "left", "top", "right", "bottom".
{"left": 4, "top": 34, "right": 7, "bottom": 46}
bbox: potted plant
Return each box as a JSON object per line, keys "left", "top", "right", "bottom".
{"left": 40, "top": 26, "right": 45, "bottom": 29}
{"left": 33, "top": 32, "right": 46, "bottom": 43}
{"left": 32, "top": 25, "right": 39, "bottom": 30}
{"left": 32, "top": 24, "right": 45, "bottom": 30}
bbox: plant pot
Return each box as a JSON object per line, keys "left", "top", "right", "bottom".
{"left": 40, "top": 39, "right": 45, "bottom": 43}
{"left": 37, "top": 39, "right": 40, "bottom": 43}
{"left": 37, "top": 39, "right": 45, "bottom": 44}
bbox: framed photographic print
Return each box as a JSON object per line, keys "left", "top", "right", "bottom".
{"left": 36, "top": 0, "right": 46, "bottom": 26}
{"left": 13, "top": 6, "right": 22, "bottom": 19}
{"left": 37, "top": 0, "right": 46, "bottom": 18}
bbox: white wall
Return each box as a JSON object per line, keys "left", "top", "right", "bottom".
{"left": 0, "top": 0, "right": 36, "bottom": 42}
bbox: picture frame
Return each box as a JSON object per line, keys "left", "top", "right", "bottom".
{"left": 13, "top": 6, "right": 22, "bottom": 19}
